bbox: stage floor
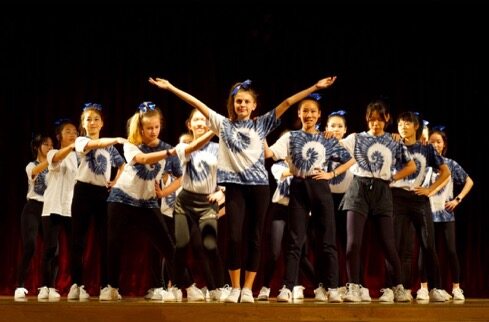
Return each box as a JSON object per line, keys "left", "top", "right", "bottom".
{"left": 2, "top": 296, "right": 489, "bottom": 322}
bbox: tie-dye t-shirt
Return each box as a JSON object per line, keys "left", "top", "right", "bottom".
{"left": 208, "top": 109, "right": 280, "bottom": 185}
{"left": 341, "top": 132, "right": 411, "bottom": 181}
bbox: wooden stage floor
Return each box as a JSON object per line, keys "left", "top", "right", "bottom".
{"left": 2, "top": 296, "right": 489, "bottom": 322}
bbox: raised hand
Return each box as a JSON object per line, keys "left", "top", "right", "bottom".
{"left": 148, "top": 77, "right": 171, "bottom": 90}
{"left": 316, "top": 76, "right": 337, "bottom": 89}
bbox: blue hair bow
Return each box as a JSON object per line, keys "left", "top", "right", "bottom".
{"left": 138, "top": 101, "right": 156, "bottom": 113}
{"left": 54, "top": 117, "right": 71, "bottom": 127}
{"left": 306, "top": 93, "right": 322, "bottom": 101}
{"left": 422, "top": 119, "right": 430, "bottom": 127}
{"left": 432, "top": 125, "right": 446, "bottom": 132}
{"left": 329, "top": 109, "right": 346, "bottom": 117}
{"left": 231, "top": 79, "right": 252, "bottom": 96}
{"left": 83, "top": 102, "right": 103, "bottom": 111}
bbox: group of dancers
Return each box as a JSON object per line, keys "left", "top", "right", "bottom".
{"left": 14, "top": 76, "right": 473, "bottom": 304}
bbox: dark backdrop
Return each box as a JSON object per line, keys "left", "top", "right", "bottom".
{"left": 1, "top": 5, "right": 488, "bottom": 297}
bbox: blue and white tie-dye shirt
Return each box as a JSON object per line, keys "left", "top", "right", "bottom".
{"left": 176, "top": 141, "right": 219, "bottom": 195}
{"left": 270, "top": 130, "right": 352, "bottom": 178}
{"left": 208, "top": 109, "right": 280, "bottom": 185}
{"left": 427, "top": 157, "right": 469, "bottom": 222}
{"left": 326, "top": 159, "right": 354, "bottom": 194}
{"left": 75, "top": 136, "right": 125, "bottom": 186}
{"left": 270, "top": 160, "right": 292, "bottom": 205}
{"left": 25, "top": 160, "right": 49, "bottom": 202}
{"left": 108, "top": 140, "right": 180, "bottom": 208}
{"left": 341, "top": 132, "right": 411, "bottom": 181}
{"left": 391, "top": 142, "right": 444, "bottom": 191}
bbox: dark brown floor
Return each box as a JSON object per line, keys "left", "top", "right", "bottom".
{"left": 2, "top": 297, "right": 489, "bottom": 322}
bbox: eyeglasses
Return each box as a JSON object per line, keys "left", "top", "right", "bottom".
{"left": 138, "top": 102, "right": 156, "bottom": 113}
{"left": 83, "top": 102, "right": 103, "bottom": 111}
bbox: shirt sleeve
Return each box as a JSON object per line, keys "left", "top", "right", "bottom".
{"left": 269, "top": 132, "right": 291, "bottom": 161}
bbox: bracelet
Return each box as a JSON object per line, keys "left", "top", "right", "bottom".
{"left": 455, "top": 196, "right": 462, "bottom": 202}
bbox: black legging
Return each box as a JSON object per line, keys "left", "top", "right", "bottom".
{"left": 106, "top": 203, "right": 175, "bottom": 289}
{"left": 41, "top": 214, "right": 71, "bottom": 287}
{"left": 419, "top": 221, "right": 460, "bottom": 284}
{"left": 284, "top": 177, "right": 337, "bottom": 290}
{"left": 70, "top": 181, "right": 109, "bottom": 287}
{"left": 262, "top": 203, "right": 315, "bottom": 287}
{"left": 17, "top": 200, "right": 43, "bottom": 287}
{"left": 224, "top": 184, "right": 269, "bottom": 272}
{"left": 173, "top": 190, "right": 225, "bottom": 290}
{"left": 346, "top": 211, "right": 401, "bottom": 287}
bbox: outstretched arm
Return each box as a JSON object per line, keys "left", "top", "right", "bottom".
{"left": 83, "top": 137, "right": 127, "bottom": 153}
{"left": 181, "top": 131, "right": 215, "bottom": 156}
{"left": 149, "top": 77, "right": 212, "bottom": 119}
{"left": 274, "top": 76, "right": 337, "bottom": 119}
{"left": 52, "top": 143, "right": 76, "bottom": 163}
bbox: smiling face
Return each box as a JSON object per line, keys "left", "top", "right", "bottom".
{"left": 429, "top": 132, "right": 445, "bottom": 156}
{"left": 326, "top": 115, "right": 346, "bottom": 139}
{"left": 187, "top": 110, "right": 208, "bottom": 139}
{"left": 81, "top": 109, "right": 103, "bottom": 138}
{"left": 233, "top": 91, "right": 257, "bottom": 120}
{"left": 298, "top": 99, "right": 321, "bottom": 133}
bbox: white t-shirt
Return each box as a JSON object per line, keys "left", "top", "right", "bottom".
{"left": 42, "top": 149, "right": 78, "bottom": 217}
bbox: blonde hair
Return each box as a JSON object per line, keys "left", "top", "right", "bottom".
{"left": 127, "top": 108, "right": 163, "bottom": 145}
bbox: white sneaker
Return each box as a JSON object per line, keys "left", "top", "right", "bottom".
{"left": 292, "top": 285, "right": 305, "bottom": 299}
{"left": 440, "top": 289, "right": 453, "bottom": 300}
{"left": 38, "top": 286, "right": 49, "bottom": 300}
{"left": 224, "top": 288, "right": 241, "bottom": 303}
{"left": 343, "top": 283, "right": 361, "bottom": 302}
{"left": 429, "top": 288, "right": 448, "bottom": 302}
{"left": 14, "top": 287, "right": 28, "bottom": 299}
{"left": 99, "top": 285, "right": 121, "bottom": 301}
{"left": 67, "top": 283, "right": 90, "bottom": 300}
{"left": 328, "top": 288, "right": 343, "bottom": 303}
{"left": 68, "top": 283, "right": 80, "bottom": 300}
{"left": 393, "top": 284, "right": 412, "bottom": 302}
{"left": 48, "top": 288, "right": 61, "bottom": 300}
{"left": 359, "top": 285, "right": 371, "bottom": 302}
{"left": 144, "top": 288, "right": 156, "bottom": 300}
{"left": 337, "top": 286, "right": 347, "bottom": 300}
{"left": 162, "top": 287, "right": 182, "bottom": 302}
{"left": 276, "top": 285, "right": 292, "bottom": 303}
{"left": 257, "top": 286, "right": 270, "bottom": 301}
{"left": 240, "top": 288, "right": 254, "bottom": 303}
{"left": 186, "top": 284, "right": 205, "bottom": 301}
{"left": 216, "top": 285, "right": 231, "bottom": 302}
{"left": 145, "top": 287, "right": 163, "bottom": 300}
{"left": 378, "top": 288, "right": 394, "bottom": 302}
{"left": 416, "top": 287, "right": 429, "bottom": 301}
{"left": 201, "top": 287, "right": 210, "bottom": 300}
{"left": 452, "top": 288, "right": 465, "bottom": 301}
{"left": 314, "top": 284, "right": 328, "bottom": 302}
